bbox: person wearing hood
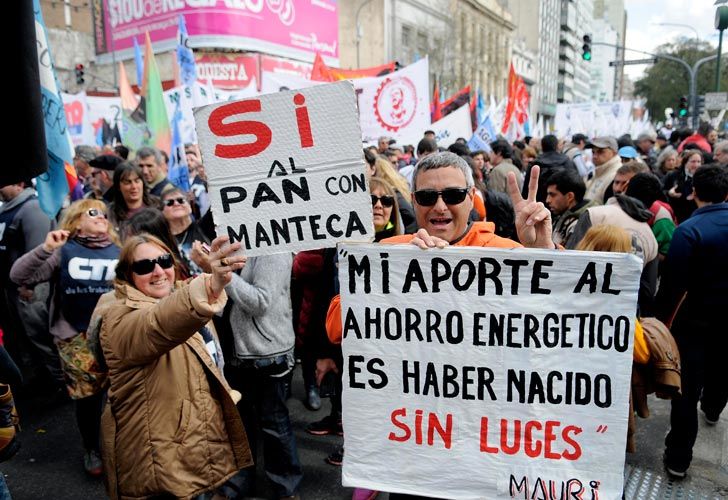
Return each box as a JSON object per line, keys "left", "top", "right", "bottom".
{"left": 584, "top": 136, "right": 622, "bottom": 204}
{"left": 522, "top": 134, "right": 577, "bottom": 203}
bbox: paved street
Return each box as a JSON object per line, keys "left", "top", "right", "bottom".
{"left": 3, "top": 367, "right": 726, "bottom": 500}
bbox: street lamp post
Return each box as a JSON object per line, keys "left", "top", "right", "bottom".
{"left": 715, "top": 4, "right": 728, "bottom": 91}
{"left": 652, "top": 22, "right": 700, "bottom": 43}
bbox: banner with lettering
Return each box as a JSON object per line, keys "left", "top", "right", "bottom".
{"left": 194, "top": 81, "right": 374, "bottom": 256}
{"left": 339, "top": 244, "right": 641, "bottom": 499}
{"left": 430, "top": 104, "right": 473, "bottom": 148}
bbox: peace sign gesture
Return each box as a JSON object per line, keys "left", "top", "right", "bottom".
{"left": 507, "top": 165, "right": 556, "bottom": 249}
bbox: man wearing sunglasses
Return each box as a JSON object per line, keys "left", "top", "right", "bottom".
{"left": 382, "top": 152, "right": 555, "bottom": 250}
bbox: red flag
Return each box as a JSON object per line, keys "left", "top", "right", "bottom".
{"left": 311, "top": 53, "right": 397, "bottom": 82}
{"left": 501, "top": 64, "right": 518, "bottom": 134}
{"left": 432, "top": 80, "right": 442, "bottom": 122}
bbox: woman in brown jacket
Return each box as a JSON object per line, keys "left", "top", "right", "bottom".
{"left": 98, "top": 233, "right": 252, "bottom": 499}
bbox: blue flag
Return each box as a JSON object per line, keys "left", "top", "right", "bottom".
{"left": 467, "top": 114, "right": 497, "bottom": 153}
{"left": 476, "top": 89, "right": 487, "bottom": 126}
{"left": 133, "top": 37, "right": 144, "bottom": 86}
{"left": 177, "top": 15, "right": 197, "bottom": 87}
{"left": 168, "top": 99, "right": 190, "bottom": 191}
{"left": 33, "top": 0, "right": 73, "bottom": 218}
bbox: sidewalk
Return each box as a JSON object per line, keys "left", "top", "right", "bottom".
{"left": 624, "top": 395, "right": 728, "bottom": 499}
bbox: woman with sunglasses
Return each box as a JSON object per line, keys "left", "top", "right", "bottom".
{"left": 10, "top": 199, "right": 120, "bottom": 476}
{"left": 125, "top": 208, "right": 192, "bottom": 280}
{"left": 369, "top": 178, "right": 402, "bottom": 241}
{"left": 161, "top": 188, "right": 212, "bottom": 276}
{"left": 372, "top": 157, "right": 418, "bottom": 233}
{"left": 108, "top": 162, "right": 156, "bottom": 233}
{"left": 97, "top": 233, "right": 251, "bottom": 499}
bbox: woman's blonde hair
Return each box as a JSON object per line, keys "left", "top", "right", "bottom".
{"left": 114, "top": 233, "right": 180, "bottom": 287}
{"left": 369, "top": 177, "right": 400, "bottom": 235}
{"left": 60, "top": 199, "right": 120, "bottom": 245}
{"left": 373, "top": 157, "right": 411, "bottom": 199}
{"left": 575, "top": 224, "right": 632, "bottom": 253}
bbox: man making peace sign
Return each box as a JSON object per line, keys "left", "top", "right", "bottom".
{"left": 383, "top": 151, "right": 556, "bottom": 250}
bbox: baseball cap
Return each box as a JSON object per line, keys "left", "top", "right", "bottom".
{"left": 618, "top": 146, "right": 639, "bottom": 159}
{"left": 636, "top": 133, "right": 656, "bottom": 144}
{"left": 89, "top": 154, "right": 123, "bottom": 171}
{"left": 587, "top": 136, "right": 618, "bottom": 152}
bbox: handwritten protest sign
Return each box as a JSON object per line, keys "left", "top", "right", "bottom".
{"left": 339, "top": 244, "right": 642, "bottom": 499}
{"left": 194, "top": 81, "right": 373, "bottom": 256}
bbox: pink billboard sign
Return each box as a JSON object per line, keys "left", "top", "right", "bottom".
{"left": 93, "top": 0, "right": 338, "bottom": 64}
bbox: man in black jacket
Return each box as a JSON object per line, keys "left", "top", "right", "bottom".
{"left": 522, "top": 134, "right": 577, "bottom": 202}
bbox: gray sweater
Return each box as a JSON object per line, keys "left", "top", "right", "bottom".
{"left": 225, "top": 253, "right": 294, "bottom": 360}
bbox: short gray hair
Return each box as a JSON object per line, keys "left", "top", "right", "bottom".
{"left": 136, "top": 146, "right": 162, "bottom": 165}
{"left": 714, "top": 140, "right": 728, "bottom": 155}
{"left": 412, "top": 152, "right": 474, "bottom": 190}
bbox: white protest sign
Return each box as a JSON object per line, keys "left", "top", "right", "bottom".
{"left": 194, "top": 81, "right": 374, "bottom": 256}
{"left": 356, "top": 58, "right": 431, "bottom": 147}
{"left": 339, "top": 244, "right": 641, "bottom": 499}
{"left": 431, "top": 104, "right": 473, "bottom": 148}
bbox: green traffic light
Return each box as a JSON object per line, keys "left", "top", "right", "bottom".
{"left": 679, "top": 109, "right": 688, "bottom": 117}
{"left": 583, "top": 53, "right": 592, "bottom": 61}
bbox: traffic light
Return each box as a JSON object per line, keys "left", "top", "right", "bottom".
{"left": 582, "top": 34, "right": 592, "bottom": 61}
{"left": 695, "top": 95, "right": 706, "bottom": 117}
{"left": 74, "top": 63, "right": 85, "bottom": 85}
{"left": 678, "top": 96, "right": 688, "bottom": 117}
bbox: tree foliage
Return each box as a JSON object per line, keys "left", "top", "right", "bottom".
{"left": 633, "top": 38, "right": 728, "bottom": 124}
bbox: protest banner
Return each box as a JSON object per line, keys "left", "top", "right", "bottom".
{"left": 356, "top": 58, "right": 431, "bottom": 147}
{"left": 194, "top": 81, "right": 374, "bottom": 256}
{"left": 62, "top": 91, "right": 95, "bottom": 146}
{"left": 339, "top": 244, "right": 641, "bottom": 499}
{"left": 431, "top": 104, "right": 473, "bottom": 148}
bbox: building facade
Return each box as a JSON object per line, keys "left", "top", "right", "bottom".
{"left": 590, "top": 18, "right": 618, "bottom": 102}
{"left": 594, "top": 0, "right": 626, "bottom": 99}
{"left": 557, "top": 0, "right": 593, "bottom": 104}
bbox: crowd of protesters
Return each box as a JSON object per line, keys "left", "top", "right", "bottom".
{"left": 0, "top": 119, "right": 725, "bottom": 499}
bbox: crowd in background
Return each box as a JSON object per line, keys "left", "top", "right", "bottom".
{"left": 0, "top": 119, "right": 726, "bottom": 499}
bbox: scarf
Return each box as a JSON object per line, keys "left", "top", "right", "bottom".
{"left": 74, "top": 233, "right": 114, "bottom": 249}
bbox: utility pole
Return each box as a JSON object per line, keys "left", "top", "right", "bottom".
{"left": 715, "top": 5, "right": 728, "bottom": 91}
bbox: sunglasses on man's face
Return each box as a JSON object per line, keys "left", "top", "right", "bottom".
{"left": 131, "top": 253, "right": 174, "bottom": 275}
{"left": 413, "top": 188, "right": 469, "bottom": 206}
{"left": 371, "top": 194, "right": 395, "bottom": 207}
{"left": 86, "top": 208, "right": 107, "bottom": 219}
{"left": 164, "top": 197, "right": 187, "bottom": 207}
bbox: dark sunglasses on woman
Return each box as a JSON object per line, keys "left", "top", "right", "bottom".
{"left": 131, "top": 254, "right": 175, "bottom": 275}
{"left": 413, "top": 188, "right": 469, "bottom": 206}
{"left": 86, "top": 208, "right": 108, "bottom": 219}
{"left": 164, "top": 197, "right": 187, "bottom": 207}
{"left": 371, "top": 194, "right": 395, "bottom": 207}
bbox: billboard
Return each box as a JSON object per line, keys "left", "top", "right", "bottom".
{"left": 92, "top": 0, "right": 339, "bottom": 65}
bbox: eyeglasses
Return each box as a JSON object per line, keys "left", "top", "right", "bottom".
{"left": 131, "top": 253, "right": 174, "bottom": 275}
{"left": 413, "top": 188, "right": 469, "bottom": 206}
{"left": 164, "top": 197, "right": 187, "bottom": 207}
{"left": 371, "top": 194, "right": 395, "bottom": 207}
{"left": 86, "top": 208, "right": 107, "bottom": 219}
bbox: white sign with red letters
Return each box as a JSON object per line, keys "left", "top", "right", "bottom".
{"left": 194, "top": 81, "right": 374, "bottom": 256}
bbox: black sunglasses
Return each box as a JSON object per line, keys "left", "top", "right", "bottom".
{"left": 164, "top": 197, "right": 187, "bottom": 207}
{"left": 86, "top": 208, "right": 107, "bottom": 219}
{"left": 371, "top": 194, "right": 395, "bottom": 207}
{"left": 413, "top": 188, "right": 469, "bottom": 206}
{"left": 131, "top": 253, "right": 174, "bottom": 275}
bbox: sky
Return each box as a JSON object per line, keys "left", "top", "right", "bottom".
{"left": 624, "top": 0, "right": 721, "bottom": 80}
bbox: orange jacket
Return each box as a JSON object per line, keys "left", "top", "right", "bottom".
{"left": 325, "top": 222, "right": 522, "bottom": 344}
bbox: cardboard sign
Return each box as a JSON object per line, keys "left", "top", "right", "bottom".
{"left": 194, "top": 81, "right": 374, "bottom": 256}
{"left": 339, "top": 244, "right": 641, "bottom": 499}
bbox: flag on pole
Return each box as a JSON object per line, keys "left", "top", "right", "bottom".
{"left": 176, "top": 15, "right": 197, "bottom": 87}
{"left": 168, "top": 99, "right": 190, "bottom": 191}
{"left": 119, "top": 62, "right": 146, "bottom": 151}
{"left": 501, "top": 63, "right": 530, "bottom": 136}
{"left": 33, "top": 0, "right": 74, "bottom": 218}
{"left": 133, "top": 37, "right": 144, "bottom": 86}
{"left": 142, "top": 32, "right": 171, "bottom": 155}
{"left": 467, "top": 114, "right": 498, "bottom": 153}
{"left": 476, "top": 89, "right": 487, "bottom": 127}
{"left": 431, "top": 79, "right": 442, "bottom": 122}
{"left": 441, "top": 85, "right": 471, "bottom": 118}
